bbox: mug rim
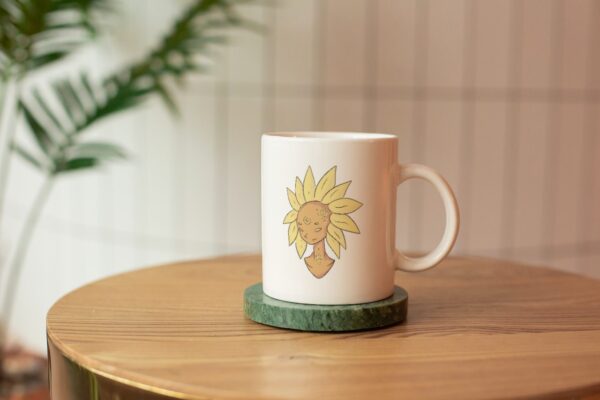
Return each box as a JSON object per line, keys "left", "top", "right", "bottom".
{"left": 263, "top": 131, "right": 397, "bottom": 141}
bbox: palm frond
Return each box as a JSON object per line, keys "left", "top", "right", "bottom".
{"left": 15, "top": 0, "right": 254, "bottom": 176}
{"left": 66, "top": 141, "right": 127, "bottom": 160}
{"left": 10, "top": 142, "right": 44, "bottom": 170}
{"left": 109, "top": 0, "right": 247, "bottom": 112}
{"left": 0, "top": 0, "right": 109, "bottom": 78}
{"left": 19, "top": 78, "right": 130, "bottom": 173}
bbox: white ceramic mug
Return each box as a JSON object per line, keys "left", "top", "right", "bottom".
{"left": 261, "top": 132, "right": 459, "bottom": 305}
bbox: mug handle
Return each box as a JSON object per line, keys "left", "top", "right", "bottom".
{"left": 393, "top": 163, "right": 460, "bottom": 272}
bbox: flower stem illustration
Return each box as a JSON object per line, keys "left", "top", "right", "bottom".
{"left": 283, "top": 166, "right": 362, "bottom": 278}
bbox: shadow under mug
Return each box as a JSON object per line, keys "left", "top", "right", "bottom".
{"left": 261, "top": 131, "right": 459, "bottom": 305}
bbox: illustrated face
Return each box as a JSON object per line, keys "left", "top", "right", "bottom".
{"left": 297, "top": 201, "right": 331, "bottom": 244}
{"left": 283, "top": 166, "right": 363, "bottom": 278}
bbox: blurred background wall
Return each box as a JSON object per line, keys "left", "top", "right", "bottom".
{"left": 2, "top": 0, "right": 600, "bottom": 352}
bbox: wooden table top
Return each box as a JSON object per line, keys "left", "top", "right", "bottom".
{"left": 46, "top": 255, "right": 600, "bottom": 400}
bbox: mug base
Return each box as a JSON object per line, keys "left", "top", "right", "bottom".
{"left": 243, "top": 283, "right": 408, "bottom": 332}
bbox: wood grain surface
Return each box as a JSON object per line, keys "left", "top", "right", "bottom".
{"left": 46, "top": 255, "right": 600, "bottom": 400}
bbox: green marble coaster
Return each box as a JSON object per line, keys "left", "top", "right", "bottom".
{"left": 243, "top": 283, "right": 408, "bottom": 332}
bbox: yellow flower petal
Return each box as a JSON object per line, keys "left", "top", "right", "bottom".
{"left": 288, "top": 221, "right": 298, "bottom": 245}
{"left": 321, "top": 181, "right": 351, "bottom": 204}
{"left": 283, "top": 210, "right": 298, "bottom": 224}
{"left": 295, "top": 236, "right": 307, "bottom": 258}
{"left": 327, "top": 224, "right": 346, "bottom": 249}
{"left": 287, "top": 188, "right": 300, "bottom": 211}
{"left": 303, "top": 166, "right": 316, "bottom": 201}
{"left": 295, "top": 177, "right": 306, "bottom": 205}
{"left": 326, "top": 234, "right": 341, "bottom": 258}
{"left": 328, "top": 198, "right": 363, "bottom": 214}
{"left": 331, "top": 214, "right": 360, "bottom": 233}
{"left": 314, "top": 166, "right": 336, "bottom": 201}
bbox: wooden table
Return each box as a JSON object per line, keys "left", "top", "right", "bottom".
{"left": 47, "top": 255, "right": 600, "bottom": 399}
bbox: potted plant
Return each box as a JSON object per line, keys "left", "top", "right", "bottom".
{"left": 0, "top": 0, "right": 255, "bottom": 396}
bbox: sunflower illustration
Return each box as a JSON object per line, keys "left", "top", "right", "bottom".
{"left": 283, "top": 166, "right": 363, "bottom": 279}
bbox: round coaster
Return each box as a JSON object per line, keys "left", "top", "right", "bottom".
{"left": 244, "top": 283, "right": 408, "bottom": 332}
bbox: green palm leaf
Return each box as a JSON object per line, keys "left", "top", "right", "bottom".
{"left": 16, "top": 0, "right": 254, "bottom": 176}
{"left": 67, "top": 141, "right": 126, "bottom": 160}
{"left": 0, "top": 0, "right": 109, "bottom": 78}
{"left": 10, "top": 142, "right": 44, "bottom": 170}
{"left": 19, "top": 79, "right": 129, "bottom": 173}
